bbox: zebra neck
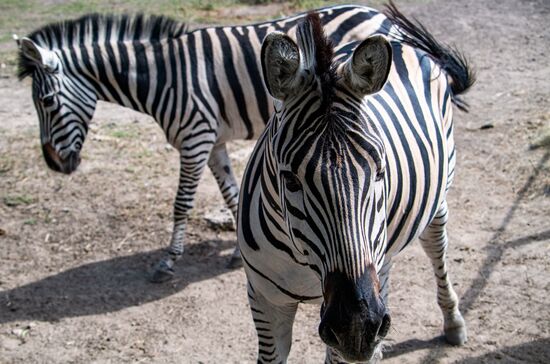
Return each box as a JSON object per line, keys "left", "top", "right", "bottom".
{"left": 78, "top": 38, "right": 184, "bottom": 123}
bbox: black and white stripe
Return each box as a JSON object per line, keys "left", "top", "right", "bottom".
{"left": 16, "top": 5, "right": 394, "bottom": 281}
{"left": 238, "top": 4, "right": 474, "bottom": 363}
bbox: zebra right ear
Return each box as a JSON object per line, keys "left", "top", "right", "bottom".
{"left": 343, "top": 35, "right": 392, "bottom": 96}
{"left": 19, "top": 37, "right": 59, "bottom": 72}
{"left": 261, "top": 32, "right": 301, "bottom": 101}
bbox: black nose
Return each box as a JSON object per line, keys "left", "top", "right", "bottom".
{"left": 319, "top": 270, "right": 390, "bottom": 362}
{"left": 66, "top": 150, "right": 81, "bottom": 173}
{"left": 42, "top": 143, "right": 80, "bottom": 174}
{"left": 319, "top": 304, "right": 391, "bottom": 346}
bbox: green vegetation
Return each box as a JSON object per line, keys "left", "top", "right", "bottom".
{"left": 23, "top": 218, "right": 38, "bottom": 225}
{"left": 109, "top": 129, "right": 139, "bottom": 139}
{"left": 3, "top": 194, "right": 36, "bottom": 207}
{"left": 136, "top": 148, "right": 154, "bottom": 160}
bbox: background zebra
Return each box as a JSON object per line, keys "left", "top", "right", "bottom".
{"left": 238, "top": 3, "right": 474, "bottom": 363}
{"left": 15, "top": 5, "right": 396, "bottom": 282}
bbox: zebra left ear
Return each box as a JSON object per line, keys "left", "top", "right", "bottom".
{"left": 19, "top": 37, "right": 59, "bottom": 72}
{"left": 343, "top": 35, "right": 392, "bottom": 96}
{"left": 261, "top": 32, "right": 301, "bottom": 100}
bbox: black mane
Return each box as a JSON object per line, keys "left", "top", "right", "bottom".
{"left": 18, "top": 13, "right": 187, "bottom": 80}
{"left": 303, "top": 13, "right": 337, "bottom": 111}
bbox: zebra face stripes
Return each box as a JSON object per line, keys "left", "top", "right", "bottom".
{"left": 273, "top": 105, "right": 389, "bottom": 280}
{"left": 19, "top": 38, "right": 96, "bottom": 174}
{"left": 257, "top": 15, "right": 393, "bottom": 362}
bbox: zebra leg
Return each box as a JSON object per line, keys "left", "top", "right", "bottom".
{"left": 419, "top": 200, "right": 467, "bottom": 345}
{"left": 248, "top": 283, "right": 298, "bottom": 363}
{"left": 207, "top": 143, "right": 242, "bottom": 268}
{"left": 150, "top": 144, "right": 212, "bottom": 283}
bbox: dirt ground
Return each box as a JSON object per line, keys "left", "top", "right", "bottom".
{"left": 0, "top": 0, "right": 549, "bottom": 363}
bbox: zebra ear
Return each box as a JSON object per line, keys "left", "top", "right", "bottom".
{"left": 19, "top": 37, "right": 59, "bottom": 72}
{"left": 261, "top": 32, "right": 301, "bottom": 100}
{"left": 343, "top": 35, "right": 392, "bottom": 96}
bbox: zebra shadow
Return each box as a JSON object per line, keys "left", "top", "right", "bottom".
{"left": 0, "top": 239, "right": 238, "bottom": 324}
{"left": 453, "top": 337, "right": 550, "bottom": 363}
{"left": 386, "top": 337, "right": 550, "bottom": 363}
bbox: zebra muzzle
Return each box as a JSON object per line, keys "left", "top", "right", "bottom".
{"left": 319, "top": 270, "right": 390, "bottom": 362}
{"left": 42, "top": 143, "right": 81, "bottom": 174}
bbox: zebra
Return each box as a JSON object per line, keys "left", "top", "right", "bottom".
{"left": 14, "top": 5, "right": 396, "bottom": 282}
{"left": 237, "top": 4, "right": 474, "bottom": 363}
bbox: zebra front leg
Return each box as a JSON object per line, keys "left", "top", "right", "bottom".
{"left": 248, "top": 283, "right": 298, "bottom": 363}
{"left": 150, "top": 143, "right": 212, "bottom": 283}
{"left": 419, "top": 200, "right": 467, "bottom": 345}
{"left": 207, "top": 143, "right": 242, "bottom": 268}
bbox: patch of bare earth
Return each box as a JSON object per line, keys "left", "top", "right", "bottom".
{"left": 0, "top": 0, "right": 549, "bottom": 363}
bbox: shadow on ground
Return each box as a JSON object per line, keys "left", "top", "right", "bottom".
{"left": 455, "top": 338, "right": 550, "bottom": 364}
{"left": 384, "top": 337, "right": 445, "bottom": 359}
{"left": 0, "top": 239, "right": 238, "bottom": 323}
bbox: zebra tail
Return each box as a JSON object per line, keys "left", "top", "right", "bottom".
{"left": 383, "top": 1, "right": 475, "bottom": 112}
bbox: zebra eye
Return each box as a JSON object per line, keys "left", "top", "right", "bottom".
{"left": 281, "top": 171, "right": 302, "bottom": 193}
{"left": 42, "top": 95, "right": 55, "bottom": 107}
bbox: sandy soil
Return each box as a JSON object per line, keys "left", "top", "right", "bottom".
{"left": 1, "top": 0, "right": 549, "bottom": 363}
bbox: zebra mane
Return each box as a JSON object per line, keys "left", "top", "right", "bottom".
{"left": 300, "top": 13, "right": 336, "bottom": 111}
{"left": 17, "top": 13, "right": 187, "bottom": 80}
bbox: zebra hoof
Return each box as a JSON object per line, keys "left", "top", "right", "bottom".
{"left": 149, "top": 265, "right": 175, "bottom": 283}
{"left": 227, "top": 255, "right": 243, "bottom": 269}
{"left": 444, "top": 313, "right": 467, "bottom": 346}
{"left": 445, "top": 326, "right": 467, "bottom": 346}
{"left": 226, "top": 247, "right": 243, "bottom": 269}
{"left": 226, "top": 254, "right": 243, "bottom": 269}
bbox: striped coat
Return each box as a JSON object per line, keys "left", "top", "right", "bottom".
{"left": 238, "top": 4, "right": 473, "bottom": 363}
{"left": 16, "top": 5, "right": 395, "bottom": 281}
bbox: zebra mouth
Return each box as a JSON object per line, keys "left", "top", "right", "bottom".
{"left": 42, "top": 143, "right": 81, "bottom": 174}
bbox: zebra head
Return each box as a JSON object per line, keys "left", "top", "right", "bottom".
{"left": 261, "top": 14, "right": 392, "bottom": 362}
{"left": 16, "top": 36, "right": 96, "bottom": 174}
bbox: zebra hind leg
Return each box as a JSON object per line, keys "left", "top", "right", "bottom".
{"left": 419, "top": 200, "right": 467, "bottom": 345}
{"left": 247, "top": 283, "right": 298, "bottom": 363}
{"left": 207, "top": 143, "right": 242, "bottom": 268}
{"left": 150, "top": 143, "right": 213, "bottom": 283}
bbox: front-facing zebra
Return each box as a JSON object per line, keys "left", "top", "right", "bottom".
{"left": 15, "top": 6, "right": 395, "bottom": 282}
{"left": 238, "top": 4, "right": 474, "bottom": 363}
